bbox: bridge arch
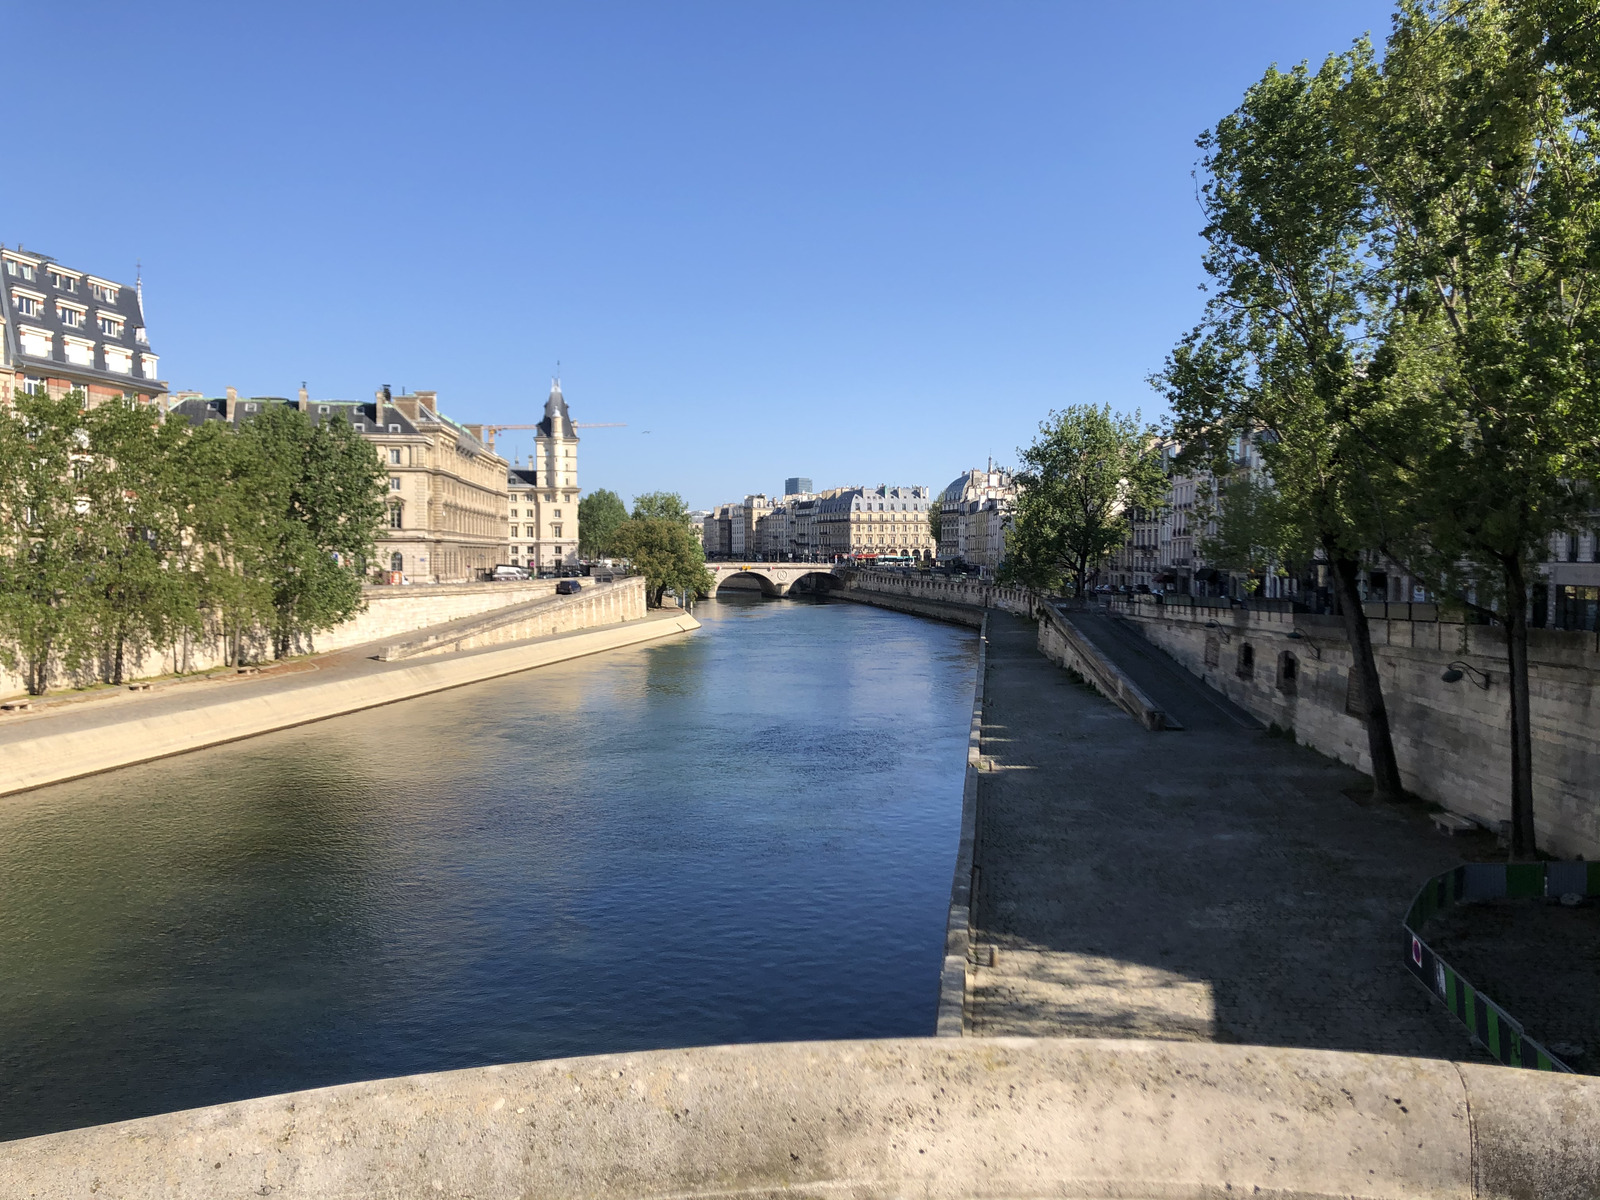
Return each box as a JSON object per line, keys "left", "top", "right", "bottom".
{"left": 706, "top": 565, "right": 843, "bottom": 598}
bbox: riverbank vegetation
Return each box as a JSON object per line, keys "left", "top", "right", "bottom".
{"left": 607, "top": 491, "right": 713, "bottom": 607}
{"left": 0, "top": 391, "right": 386, "bottom": 693}
{"left": 1151, "top": 0, "right": 1600, "bottom": 855}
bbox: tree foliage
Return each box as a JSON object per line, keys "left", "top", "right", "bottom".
{"left": 1000, "top": 405, "right": 1165, "bottom": 597}
{"left": 1358, "top": 0, "right": 1600, "bottom": 854}
{"left": 630, "top": 491, "right": 695, "bottom": 527}
{"left": 1155, "top": 44, "right": 1410, "bottom": 801}
{"left": 608, "top": 517, "right": 714, "bottom": 607}
{"left": 0, "top": 393, "right": 387, "bottom": 693}
{"left": 578, "top": 488, "right": 628, "bottom": 557}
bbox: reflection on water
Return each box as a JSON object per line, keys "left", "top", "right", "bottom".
{"left": 0, "top": 596, "right": 975, "bottom": 1140}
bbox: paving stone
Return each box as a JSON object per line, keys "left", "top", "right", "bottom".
{"left": 969, "top": 613, "right": 1489, "bottom": 1062}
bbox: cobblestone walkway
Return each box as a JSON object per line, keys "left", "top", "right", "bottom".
{"left": 969, "top": 611, "right": 1484, "bottom": 1060}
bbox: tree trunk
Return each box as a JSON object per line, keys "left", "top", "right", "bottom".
{"left": 1329, "top": 551, "right": 1404, "bottom": 802}
{"left": 1502, "top": 558, "right": 1538, "bottom": 859}
{"left": 113, "top": 627, "right": 125, "bottom": 686}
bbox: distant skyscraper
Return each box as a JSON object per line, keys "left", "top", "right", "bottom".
{"left": 785, "top": 476, "right": 812, "bottom": 496}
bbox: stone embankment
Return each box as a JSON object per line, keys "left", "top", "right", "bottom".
{"left": 1036, "top": 605, "right": 1170, "bottom": 730}
{"left": 3, "top": 1038, "right": 1597, "bottom": 1199}
{"left": 0, "top": 578, "right": 565, "bottom": 698}
{"left": 0, "top": 579, "right": 694, "bottom": 797}
{"left": 379, "top": 579, "right": 643, "bottom": 660}
{"left": 1111, "top": 594, "right": 1600, "bottom": 859}
{"left": 838, "top": 569, "right": 1034, "bottom": 626}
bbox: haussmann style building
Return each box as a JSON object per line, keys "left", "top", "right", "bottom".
{"left": 167, "top": 385, "right": 509, "bottom": 583}
{"left": 1, "top": 245, "right": 163, "bottom": 406}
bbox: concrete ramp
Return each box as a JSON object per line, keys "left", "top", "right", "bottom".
{"left": 379, "top": 578, "right": 644, "bottom": 660}
{"left": 2, "top": 1038, "right": 1596, "bottom": 1199}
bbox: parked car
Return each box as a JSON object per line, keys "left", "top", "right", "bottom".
{"left": 491, "top": 565, "right": 528, "bottom": 581}
{"left": 555, "top": 579, "right": 582, "bottom": 595}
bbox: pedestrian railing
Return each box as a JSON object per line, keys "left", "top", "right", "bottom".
{"left": 1404, "top": 860, "right": 1600, "bottom": 1072}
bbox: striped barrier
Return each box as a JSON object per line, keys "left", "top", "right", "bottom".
{"left": 1404, "top": 859, "right": 1600, "bottom": 1072}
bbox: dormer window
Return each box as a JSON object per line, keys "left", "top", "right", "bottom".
{"left": 98, "top": 314, "right": 123, "bottom": 337}
{"left": 353, "top": 423, "right": 365, "bottom": 431}
{"left": 135, "top": 326, "right": 148, "bottom": 344}
{"left": 57, "top": 303, "right": 84, "bottom": 328}
{"left": 48, "top": 270, "right": 77, "bottom": 292}
{"left": 388, "top": 423, "right": 400, "bottom": 432}
{"left": 13, "top": 293, "right": 38, "bottom": 317}
{"left": 318, "top": 405, "right": 330, "bottom": 414}
{"left": 245, "top": 403, "right": 259, "bottom": 413}
{"left": 88, "top": 280, "right": 118, "bottom": 304}
{"left": 6, "top": 259, "right": 36, "bottom": 282}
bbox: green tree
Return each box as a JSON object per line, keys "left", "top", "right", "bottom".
{"left": 1000, "top": 405, "right": 1166, "bottom": 598}
{"left": 1155, "top": 46, "right": 1411, "bottom": 801}
{"left": 81, "top": 396, "right": 196, "bottom": 683}
{"left": 579, "top": 488, "right": 628, "bottom": 557}
{"left": 1362, "top": 0, "right": 1600, "bottom": 856}
{"left": 630, "top": 491, "right": 694, "bottom": 526}
{"left": 926, "top": 503, "right": 942, "bottom": 548}
{"left": 0, "top": 389, "right": 102, "bottom": 693}
{"left": 609, "top": 517, "right": 714, "bottom": 607}
{"left": 236, "top": 406, "right": 387, "bottom": 659}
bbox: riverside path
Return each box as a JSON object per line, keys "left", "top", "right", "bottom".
{"left": 968, "top": 610, "right": 1487, "bottom": 1059}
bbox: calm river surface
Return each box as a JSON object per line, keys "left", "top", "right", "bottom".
{"left": 0, "top": 596, "right": 975, "bottom": 1141}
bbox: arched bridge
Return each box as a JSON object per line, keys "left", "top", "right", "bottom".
{"left": 706, "top": 562, "right": 843, "bottom": 597}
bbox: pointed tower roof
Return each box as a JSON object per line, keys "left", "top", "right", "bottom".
{"left": 538, "top": 377, "right": 576, "bottom": 439}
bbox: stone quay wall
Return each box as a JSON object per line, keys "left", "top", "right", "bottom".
{"left": 0, "top": 579, "right": 561, "bottom": 698}
{"left": 379, "top": 579, "right": 646, "bottom": 660}
{"left": 841, "top": 570, "right": 1036, "bottom": 624}
{"left": 1113, "top": 595, "right": 1600, "bottom": 859}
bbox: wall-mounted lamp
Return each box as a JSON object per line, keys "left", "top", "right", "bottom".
{"left": 1285, "top": 628, "right": 1322, "bottom": 660}
{"left": 1441, "top": 660, "right": 1491, "bottom": 690}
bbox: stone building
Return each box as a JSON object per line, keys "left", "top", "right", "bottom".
{"left": 1, "top": 246, "right": 163, "bottom": 406}
{"left": 504, "top": 381, "right": 581, "bottom": 573}
{"left": 702, "top": 505, "right": 735, "bottom": 558}
{"left": 816, "top": 485, "right": 935, "bottom": 562}
{"left": 168, "top": 385, "right": 509, "bottom": 583}
{"left": 937, "top": 466, "right": 1014, "bottom": 571}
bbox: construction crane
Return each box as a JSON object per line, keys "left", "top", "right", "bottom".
{"left": 481, "top": 421, "right": 626, "bottom": 442}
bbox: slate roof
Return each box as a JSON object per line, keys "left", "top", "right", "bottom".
{"left": 166, "top": 396, "right": 427, "bottom": 436}
{"left": 1, "top": 247, "right": 161, "bottom": 391}
{"left": 508, "top": 468, "right": 540, "bottom": 489}
{"left": 538, "top": 380, "right": 576, "bottom": 439}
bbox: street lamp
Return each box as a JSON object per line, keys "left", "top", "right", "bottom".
{"left": 1440, "top": 660, "right": 1491, "bottom": 689}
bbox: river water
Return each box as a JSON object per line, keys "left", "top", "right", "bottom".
{"left": 0, "top": 596, "right": 975, "bottom": 1141}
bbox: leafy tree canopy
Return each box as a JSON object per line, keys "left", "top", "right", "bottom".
{"left": 578, "top": 488, "right": 628, "bottom": 557}
{"left": 609, "top": 517, "right": 714, "bottom": 607}
{"left": 630, "top": 491, "right": 694, "bottom": 526}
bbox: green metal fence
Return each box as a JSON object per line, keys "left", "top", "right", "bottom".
{"left": 1404, "top": 860, "right": 1600, "bottom": 1072}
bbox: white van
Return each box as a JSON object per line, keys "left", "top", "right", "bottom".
{"left": 491, "top": 565, "right": 528, "bottom": 581}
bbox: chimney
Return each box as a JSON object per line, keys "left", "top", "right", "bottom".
{"left": 224, "top": 385, "right": 237, "bottom": 420}
{"left": 391, "top": 394, "right": 421, "bottom": 421}
{"left": 298, "top": 383, "right": 309, "bottom": 413}
{"left": 416, "top": 389, "right": 437, "bottom": 414}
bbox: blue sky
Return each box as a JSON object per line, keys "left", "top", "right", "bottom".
{"left": 9, "top": 2, "right": 1393, "bottom": 509}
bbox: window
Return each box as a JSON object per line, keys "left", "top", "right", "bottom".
{"left": 7, "top": 260, "right": 36, "bottom": 282}
{"left": 14, "top": 293, "right": 39, "bottom": 317}
{"left": 353, "top": 423, "right": 365, "bottom": 431}
{"left": 389, "top": 448, "right": 402, "bottom": 465}
{"left": 551, "top": 524, "right": 563, "bottom": 537}
{"left": 553, "top": 509, "right": 562, "bottom": 518}
{"left": 389, "top": 477, "right": 402, "bottom": 491}
{"left": 390, "top": 506, "right": 403, "bottom": 529}
{"left": 57, "top": 305, "right": 83, "bottom": 328}
{"left": 388, "top": 424, "right": 400, "bottom": 432}
{"left": 1277, "top": 652, "right": 1298, "bottom": 695}
{"left": 244, "top": 402, "right": 258, "bottom": 412}
{"left": 98, "top": 315, "right": 123, "bottom": 337}
{"left": 390, "top": 551, "right": 404, "bottom": 571}
{"left": 23, "top": 376, "right": 44, "bottom": 395}
{"left": 135, "top": 326, "right": 148, "bottom": 344}
{"left": 546, "top": 494, "right": 555, "bottom": 502}
{"left": 48, "top": 270, "right": 76, "bottom": 292}
{"left": 89, "top": 281, "right": 118, "bottom": 304}
{"left": 318, "top": 405, "right": 330, "bottom": 414}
